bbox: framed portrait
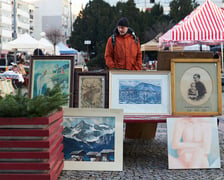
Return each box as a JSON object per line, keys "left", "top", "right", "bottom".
{"left": 109, "top": 70, "right": 171, "bottom": 115}
{"left": 167, "top": 117, "right": 220, "bottom": 169}
{"left": 6, "top": 79, "right": 14, "bottom": 95}
{"left": 171, "top": 58, "right": 222, "bottom": 115}
{"left": 62, "top": 108, "right": 123, "bottom": 171}
{"left": 1, "top": 79, "right": 9, "bottom": 95}
{"left": 29, "top": 56, "right": 74, "bottom": 107}
{"left": 0, "top": 80, "right": 5, "bottom": 97}
{"left": 74, "top": 71, "right": 109, "bottom": 108}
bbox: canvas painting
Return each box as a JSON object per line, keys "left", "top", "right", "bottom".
{"left": 62, "top": 108, "right": 123, "bottom": 171}
{"left": 109, "top": 70, "right": 171, "bottom": 115}
{"left": 29, "top": 56, "right": 74, "bottom": 107}
{"left": 167, "top": 117, "right": 221, "bottom": 169}
{"left": 1, "top": 80, "right": 9, "bottom": 95}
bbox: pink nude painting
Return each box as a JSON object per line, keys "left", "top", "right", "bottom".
{"left": 167, "top": 117, "right": 220, "bottom": 169}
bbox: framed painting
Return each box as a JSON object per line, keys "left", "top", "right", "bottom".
{"left": 167, "top": 117, "right": 220, "bottom": 169}
{"left": 109, "top": 70, "right": 171, "bottom": 115}
{"left": 1, "top": 79, "right": 9, "bottom": 95}
{"left": 171, "top": 58, "right": 222, "bottom": 115}
{"left": 62, "top": 108, "right": 123, "bottom": 171}
{"left": 74, "top": 71, "right": 109, "bottom": 108}
{"left": 29, "top": 56, "right": 74, "bottom": 107}
{"left": 0, "top": 80, "right": 5, "bottom": 97}
{"left": 6, "top": 79, "right": 14, "bottom": 95}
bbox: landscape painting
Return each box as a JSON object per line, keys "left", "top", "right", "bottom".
{"left": 63, "top": 108, "right": 123, "bottom": 171}
{"left": 119, "top": 79, "right": 161, "bottom": 104}
{"left": 109, "top": 70, "right": 171, "bottom": 115}
{"left": 63, "top": 116, "right": 115, "bottom": 161}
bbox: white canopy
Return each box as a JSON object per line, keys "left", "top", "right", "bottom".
{"left": 6, "top": 33, "right": 41, "bottom": 50}
{"left": 38, "top": 37, "right": 54, "bottom": 54}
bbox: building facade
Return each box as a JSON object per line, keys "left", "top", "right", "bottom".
{"left": 0, "top": 0, "right": 71, "bottom": 53}
{"left": 0, "top": 0, "right": 34, "bottom": 53}
{"left": 33, "top": 0, "right": 72, "bottom": 43}
{"left": 134, "top": 0, "right": 223, "bottom": 14}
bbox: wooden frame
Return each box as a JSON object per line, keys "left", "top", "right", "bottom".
{"left": 171, "top": 58, "right": 222, "bottom": 115}
{"left": 6, "top": 79, "right": 14, "bottom": 95}
{"left": 109, "top": 70, "right": 171, "bottom": 115}
{"left": 62, "top": 108, "right": 123, "bottom": 171}
{"left": 1, "top": 79, "right": 9, "bottom": 96}
{"left": 74, "top": 71, "right": 109, "bottom": 108}
{"left": 0, "top": 80, "right": 5, "bottom": 97}
{"left": 29, "top": 56, "right": 74, "bottom": 107}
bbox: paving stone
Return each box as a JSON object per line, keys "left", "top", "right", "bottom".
{"left": 59, "top": 120, "right": 224, "bottom": 180}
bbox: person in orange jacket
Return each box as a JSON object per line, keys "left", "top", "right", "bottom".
{"left": 104, "top": 17, "right": 142, "bottom": 70}
{"left": 105, "top": 18, "right": 157, "bottom": 140}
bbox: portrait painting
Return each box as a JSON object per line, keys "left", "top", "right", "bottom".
{"left": 6, "top": 79, "right": 14, "bottom": 95}
{"left": 0, "top": 80, "right": 5, "bottom": 97}
{"left": 29, "top": 56, "right": 74, "bottom": 107}
{"left": 171, "top": 58, "right": 222, "bottom": 115}
{"left": 62, "top": 108, "right": 123, "bottom": 171}
{"left": 167, "top": 117, "right": 220, "bottom": 169}
{"left": 1, "top": 80, "right": 9, "bottom": 95}
{"left": 74, "top": 72, "right": 109, "bottom": 108}
{"left": 109, "top": 70, "right": 171, "bottom": 115}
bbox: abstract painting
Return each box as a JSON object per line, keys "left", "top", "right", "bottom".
{"left": 63, "top": 108, "right": 123, "bottom": 171}
{"left": 167, "top": 117, "right": 220, "bottom": 169}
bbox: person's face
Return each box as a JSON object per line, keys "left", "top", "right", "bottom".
{"left": 117, "top": 26, "right": 128, "bottom": 35}
{"left": 193, "top": 75, "right": 199, "bottom": 81}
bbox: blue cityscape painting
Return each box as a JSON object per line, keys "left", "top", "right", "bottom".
{"left": 63, "top": 116, "right": 115, "bottom": 162}
{"left": 119, "top": 79, "right": 161, "bottom": 104}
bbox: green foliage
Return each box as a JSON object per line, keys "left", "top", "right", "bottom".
{"left": 67, "top": 0, "right": 198, "bottom": 68}
{"left": 170, "top": 0, "right": 199, "bottom": 23}
{"left": 0, "top": 85, "right": 68, "bottom": 118}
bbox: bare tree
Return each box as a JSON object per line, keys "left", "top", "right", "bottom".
{"left": 46, "top": 29, "right": 61, "bottom": 55}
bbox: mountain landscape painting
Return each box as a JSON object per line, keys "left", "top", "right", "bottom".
{"left": 63, "top": 116, "right": 115, "bottom": 162}
{"left": 119, "top": 79, "right": 161, "bottom": 104}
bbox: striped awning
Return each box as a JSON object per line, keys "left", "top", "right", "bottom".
{"left": 159, "top": 0, "right": 224, "bottom": 47}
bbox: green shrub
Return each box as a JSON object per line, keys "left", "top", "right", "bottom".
{"left": 0, "top": 85, "right": 68, "bottom": 118}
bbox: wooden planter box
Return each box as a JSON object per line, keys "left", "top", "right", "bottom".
{"left": 0, "top": 110, "right": 64, "bottom": 180}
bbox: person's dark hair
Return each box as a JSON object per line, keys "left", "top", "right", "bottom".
{"left": 193, "top": 73, "right": 200, "bottom": 79}
{"left": 117, "top": 17, "right": 129, "bottom": 27}
{"left": 33, "top": 48, "right": 44, "bottom": 56}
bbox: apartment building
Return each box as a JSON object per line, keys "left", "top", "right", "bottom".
{"left": 0, "top": 0, "right": 13, "bottom": 52}
{"left": 135, "top": 0, "right": 223, "bottom": 14}
{"left": 0, "top": 0, "right": 71, "bottom": 53}
{"left": 33, "top": 0, "right": 72, "bottom": 43}
{"left": 0, "top": 0, "right": 34, "bottom": 53}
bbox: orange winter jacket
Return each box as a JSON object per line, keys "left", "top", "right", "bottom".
{"left": 104, "top": 29, "right": 142, "bottom": 70}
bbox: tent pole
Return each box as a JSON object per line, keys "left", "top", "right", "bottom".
{"left": 221, "top": 42, "right": 223, "bottom": 72}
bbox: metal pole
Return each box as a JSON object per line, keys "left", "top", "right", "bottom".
{"left": 13, "top": 0, "right": 17, "bottom": 63}
{"left": 13, "top": 0, "right": 17, "bottom": 39}
{"left": 70, "top": 0, "right": 72, "bottom": 34}
{"left": 221, "top": 42, "right": 223, "bottom": 72}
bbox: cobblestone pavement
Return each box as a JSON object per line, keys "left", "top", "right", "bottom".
{"left": 59, "top": 120, "right": 224, "bottom": 180}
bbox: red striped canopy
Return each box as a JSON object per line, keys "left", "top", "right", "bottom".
{"left": 159, "top": 0, "right": 224, "bottom": 47}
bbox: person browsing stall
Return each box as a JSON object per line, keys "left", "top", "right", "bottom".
{"left": 105, "top": 18, "right": 157, "bottom": 139}
{"left": 104, "top": 17, "right": 142, "bottom": 70}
